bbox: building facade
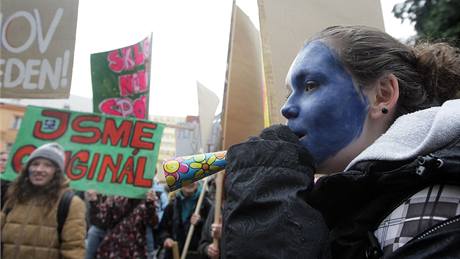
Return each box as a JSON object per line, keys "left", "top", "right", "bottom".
{"left": 150, "top": 115, "right": 186, "bottom": 182}
{"left": 0, "top": 103, "right": 26, "bottom": 152}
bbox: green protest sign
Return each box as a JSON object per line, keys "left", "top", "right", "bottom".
{"left": 1, "top": 106, "right": 164, "bottom": 198}
{"left": 91, "top": 36, "right": 152, "bottom": 119}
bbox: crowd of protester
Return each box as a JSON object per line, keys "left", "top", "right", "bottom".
{"left": 0, "top": 145, "right": 221, "bottom": 259}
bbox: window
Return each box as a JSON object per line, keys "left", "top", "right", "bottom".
{"left": 11, "top": 116, "right": 22, "bottom": 130}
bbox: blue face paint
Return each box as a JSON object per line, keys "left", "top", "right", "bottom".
{"left": 281, "top": 41, "right": 368, "bottom": 164}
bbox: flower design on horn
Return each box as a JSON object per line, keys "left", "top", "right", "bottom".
{"left": 163, "top": 159, "right": 189, "bottom": 187}
{"left": 190, "top": 154, "right": 221, "bottom": 179}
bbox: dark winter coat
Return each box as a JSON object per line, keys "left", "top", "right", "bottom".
{"left": 309, "top": 142, "right": 460, "bottom": 258}
{"left": 222, "top": 123, "right": 460, "bottom": 259}
{"left": 158, "top": 192, "right": 211, "bottom": 259}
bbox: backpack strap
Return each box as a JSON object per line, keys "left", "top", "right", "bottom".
{"left": 2, "top": 198, "right": 13, "bottom": 218}
{"left": 2, "top": 207, "right": 12, "bottom": 216}
{"left": 57, "top": 191, "right": 74, "bottom": 243}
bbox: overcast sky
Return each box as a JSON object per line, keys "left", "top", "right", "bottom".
{"left": 70, "top": 0, "right": 415, "bottom": 117}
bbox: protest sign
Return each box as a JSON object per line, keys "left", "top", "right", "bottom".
{"left": 91, "top": 36, "right": 152, "bottom": 119}
{"left": 1, "top": 106, "right": 165, "bottom": 198}
{"left": 197, "top": 82, "right": 219, "bottom": 152}
{"left": 222, "top": 5, "right": 265, "bottom": 149}
{"left": 0, "top": 0, "right": 79, "bottom": 98}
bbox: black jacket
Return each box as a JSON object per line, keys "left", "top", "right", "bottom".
{"left": 158, "top": 193, "right": 211, "bottom": 259}
{"left": 222, "top": 125, "right": 460, "bottom": 259}
{"left": 198, "top": 204, "right": 225, "bottom": 258}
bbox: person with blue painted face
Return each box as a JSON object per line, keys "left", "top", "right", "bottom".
{"left": 221, "top": 25, "right": 460, "bottom": 259}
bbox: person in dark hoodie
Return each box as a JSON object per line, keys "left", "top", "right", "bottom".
{"left": 222, "top": 25, "right": 460, "bottom": 259}
{"left": 158, "top": 181, "right": 211, "bottom": 259}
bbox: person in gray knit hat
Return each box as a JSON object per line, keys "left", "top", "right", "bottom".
{"left": 26, "top": 142, "right": 66, "bottom": 173}
{"left": 1, "top": 142, "right": 86, "bottom": 258}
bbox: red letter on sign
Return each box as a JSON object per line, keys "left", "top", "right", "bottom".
{"left": 118, "top": 156, "right": 134, "bottom": 184}
{"left": 11, "top": 145, "right": 36, "bottom": 173}
{"left": 97, "top": 154, "right": 123, "bottom": 183}
{"left": 71, "top": 115, "right": 102, "bottom": 144}
{"left": 134, "top": 156, "right": 152, "bottom": 188}
{"left": 87, "top": 153, "right": 101, "bottom": 180}
{"left": 131, "top": 121, "right": 156, "bottom": 150}
{"left": 67, "top": 150, "right": 90, "bottom": 180}
{"left": 101, "top": 119, "right": 132, "bottom": 147}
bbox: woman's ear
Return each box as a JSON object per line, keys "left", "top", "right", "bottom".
{"left": 369, "top": 73, "right": 399, "bottom": 119}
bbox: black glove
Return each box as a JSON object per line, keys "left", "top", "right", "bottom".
{"left": 222, "top": 124, "right": 330, "bottom": 259}
{"left": 226, "top": 124, "right": 315, "bottom": 174}
{"left": 260, "top": 124, "right": 315, "bottom": 167}
{"left": 259, "top": 124, "right": 299, "bottom": 142}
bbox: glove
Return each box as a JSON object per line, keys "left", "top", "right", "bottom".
{"left": 222, "top": 124, "right": 330, "bottom": 259}
{"left": 226, "top": 124, "right": 316, "bottom": 174}
{"left": 259, "top": 124, "right": 315, "bottom": 167}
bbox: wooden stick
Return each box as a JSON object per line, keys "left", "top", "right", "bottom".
{"left": 212, "top": 170, "right": 225, "bottom": 247}
{"left": 172, "top": 241, "right": 180, "bottom": 259}
{"left": 180, "top": 178, "right": 208, "bottom": 259}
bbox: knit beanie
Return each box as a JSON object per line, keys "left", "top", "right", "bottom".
{"left": 27, "top": 143, "right": 65, "bottom": 172}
